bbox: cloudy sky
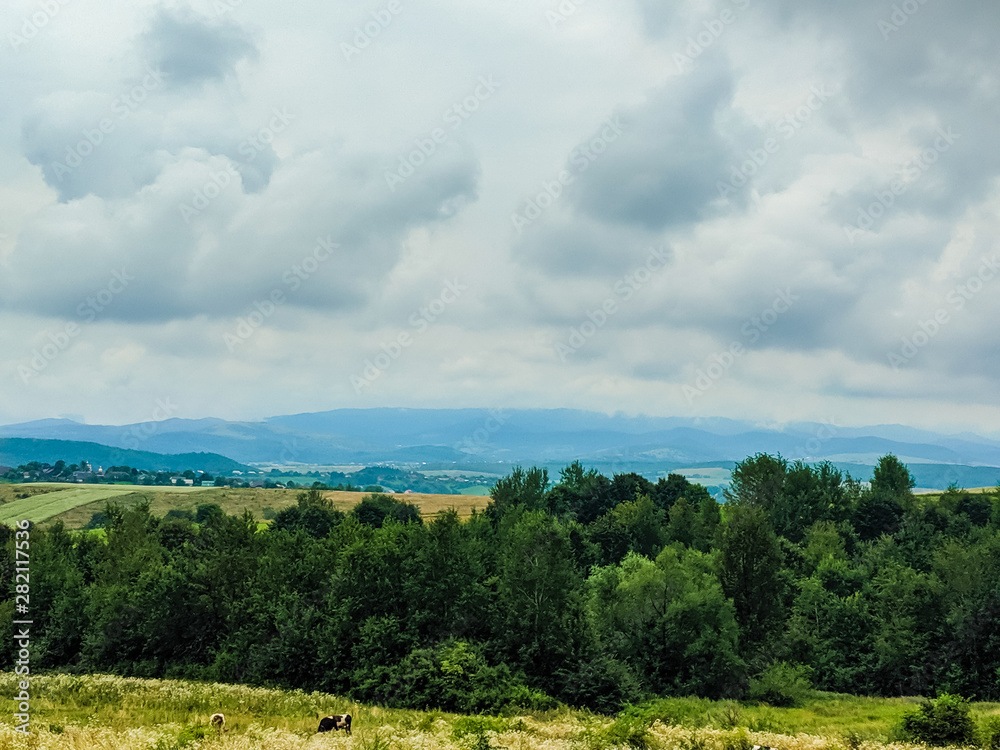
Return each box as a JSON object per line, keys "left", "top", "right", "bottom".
{"left": 1, "top": 0, "right": 998, "bottom": 432}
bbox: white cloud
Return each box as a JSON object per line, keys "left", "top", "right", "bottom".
{"left": 1, "top": 0, "right": 999, "bottom": 434}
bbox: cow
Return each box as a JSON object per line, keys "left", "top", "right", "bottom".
{"left": 318, "top": 714, "right": 352, "bottom": 735}
{"left": 210, "top": 713, "right": 225, "bottom": 731}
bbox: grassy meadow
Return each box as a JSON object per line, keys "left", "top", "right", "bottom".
{"left": 1, "top": 674, "right": 998, "bottom": 750}
{"left": 0, "top": 483, "right": 491, "bottom": 529}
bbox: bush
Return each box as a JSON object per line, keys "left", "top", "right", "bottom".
{"left": 453, "top": 716, "right": 507, "bottom": 750}
{"left": 747, "top": 661, "right": 813, "bottom": 707}
{"left": 352, "top": 493, "right": 422, "bottom": 528}
{"left": 194, "top": 503, "right": 224, "bottom": 524}
{"left": 977, "top": 714, "right": 1000, "bottom": 750}
{"left": 358, "top": 639, "right": 555, "bottom": 714}
{"left": 83, "top": 511, "right": 107, "bottom": 530}
{"left": 899, "top": 693, "right": 976, "bottom": 746}
{"left": 556, "top": 654, "right": 643, "bottom": 714}
{"left": 597, "top": 712, "right": 654, "bottom": 750}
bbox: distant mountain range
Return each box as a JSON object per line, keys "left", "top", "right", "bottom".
{"left": 2, "top": 408, "right": 999, "bottom": 490}
{"left": 0, "top": 437, "right": 249, "bottom": 475}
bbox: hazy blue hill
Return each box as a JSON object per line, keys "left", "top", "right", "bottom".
{"left": 0, "top": 438, "right": 249, "bottom": 474}
{"left": 3, "top": 409, "right": 1000, "bottom": 489}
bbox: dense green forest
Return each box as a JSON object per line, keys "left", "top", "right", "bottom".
{"left": 3, "top": 454, "right": 999, "bottom": 714}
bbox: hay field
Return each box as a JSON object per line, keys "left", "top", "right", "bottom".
{"left": 1, "top": 674, "right": 998, "bottom": 750}
{"left": 27, "top": 485, "right": 491, "bottom": 529}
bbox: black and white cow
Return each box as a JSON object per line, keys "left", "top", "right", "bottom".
{"left": 318, "top": 714, "right": 352, "bottom": 735}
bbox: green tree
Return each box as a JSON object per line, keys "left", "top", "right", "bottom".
{"left": 666, "top": 495, "right": 697, "bottom": 547}
{"left": 545, "top": 462, "right": 612, "bottom": 523}
{"left": 587, "top": 547, "right": 744, "bottom": 697}
{"left": 900, "top": 694, "right": 976, "bottom": 746}
{"left": 871, "top": 454, "right": 915, "bottom": 496}
{"left": 498, "top": 511, "right": 583, "bottom": 684}
{"left": 651, "top": 473, "right": 710, "bottom": 513}
{"left": 692, "top": 494, "right": 722, "bottom": 552}
{"left": 487, "top": 466, "right": 550, "bottom": 520}
{"left": 717, "top": 504, "right": 785, "bottom": 661}
{"left": 352, "top": 493, "right": 422, "bottom": 528}
{"left": 588, "top": 494, "right": 667, "bottom": 564}
{"left": 725, "top": 453, "right": 788, "bottom": 511}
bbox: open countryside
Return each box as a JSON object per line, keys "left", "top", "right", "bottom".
{"left": 0, "top": 481, "right": 491, "bottom": 528}
{"left": 2, "top": 665, "right": 1000, "bottom": 750}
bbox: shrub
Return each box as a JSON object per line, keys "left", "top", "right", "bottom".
{"left": 453, "top": 715, "right": 507, "bottom": 750}
{"left": 556, "top": 654, "right": 643, "bottom": 714}
{"left": 721, "top": 728, "right": 752, "bottom": 750}
{"left": 174, "top": 726, "right": 210, "bottom": 749}
{"left": 598, "top": 711, "right": 654, "bottom": 750}
{"left": 194, "top": 503, "right": 224, "bottom": 524}
{"left": 361, "top": 639, "right": 555, "bottom": 714}
{"left": 899, "top": 693, "right": 976, "bottom": 746}
{"left": 747, "top": 661, "right": 813, "bottom": 707}
{"left": 977, "top": 715, "right": 1000, "bottom": 750}
{"left": 352, "top": 493, "right": 422, "bottom": 528}
{"left": 713, "top": 701, "right": 742, "bottom": 729}
{"left": 84, "top": 511, "right": 107, "bottom": 530}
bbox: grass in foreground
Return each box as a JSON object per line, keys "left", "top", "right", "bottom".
{"left": 2, "top": 674, "right": 999, "bottom": 750}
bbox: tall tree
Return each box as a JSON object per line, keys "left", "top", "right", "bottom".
{"left": 717, "top": 504, "right": 785, "bottom": 662}
{"left": 498, "top": 510, "right": 583, "bottom": 685}
{"left": 725, "top": 453, "right": 788, "bottom": 512}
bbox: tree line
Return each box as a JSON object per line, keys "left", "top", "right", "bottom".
{"left": 2, "top": 454, "right": 999, "bottom": 713}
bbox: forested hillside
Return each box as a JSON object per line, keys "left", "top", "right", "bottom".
{"left": 3, "top": 454, "right": 999, "bottom": 713}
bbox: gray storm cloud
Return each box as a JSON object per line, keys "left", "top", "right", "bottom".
{"left": 1, "top": 0, "right": 999, "bottom": 429}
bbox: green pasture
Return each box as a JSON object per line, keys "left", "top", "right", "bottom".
{"left": 1, "top": 673, "right": 999, "bottom": 750}
{"left": 0, "top": 482, "right": 211, "bottom": 525}
{"left": 0, "top": 486, "right": 142, "bottom": 525}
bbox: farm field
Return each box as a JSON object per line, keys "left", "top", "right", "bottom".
{"left": 915, "top": 486, "right": 997, "bottom": 497}
{"left": 2, "top": 673, "right": 999, "bottom": 750}
{"left": 0, "top": 482, "right": 492, "bottom": 528}
{"left": 0, "top": 486, "right": 163, "bottom": 525}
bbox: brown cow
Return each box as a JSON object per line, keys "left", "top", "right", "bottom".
{"left": 318, "top": 714, "right": 352, "bottom": 735}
